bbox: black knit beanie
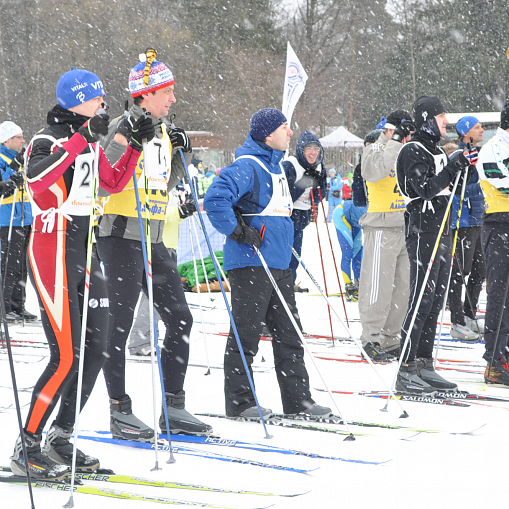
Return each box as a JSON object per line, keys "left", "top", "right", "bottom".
{"left": 413, "top": 95, "right": 446, "bottom": 128}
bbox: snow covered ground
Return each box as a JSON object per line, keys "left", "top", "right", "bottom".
{"left": 0, "top": 220, "right": 505, "bottom": 509}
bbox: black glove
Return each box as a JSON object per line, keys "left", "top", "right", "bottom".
{"left": 228, "top": 222, "right": 263, "bottom": 249}
{"left": 9, "top": 148, "right": 25, "bottom": 170}
{"left": 79, "top": 113, "right": 110, "bottom": 143}
{"left": 168, "top": 127, "right": 192, "bottom": 153}
{"left": 0, "top": 179, "right": 16, "bottom": 198}
{"left": 178, "top": 197, "right": 197, "bottom": 219}
{"left": 447, "top": 152, "right": 470, "bottom": 177}
{"left": 304, "top": 166, "right": 323, "bottom": 181}
{"left": 130, "top": 115, "right": 156, "bottom": 150}
{"left": 9, "top": 171, "right": 24, "bottom": 188}
{"left": 391, "top": 120, "right": 415, "bottom": 143}
{"left": 116, "top": 115, "right": 135, "bottom": 143}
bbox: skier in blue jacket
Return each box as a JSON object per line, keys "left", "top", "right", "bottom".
{"left": 0, "top": 121, "right": 35, "bottom": 322}
{"left": 447, "top": 116, "right": 486, "bottom": 340}
{"left": 204, "top": 108, "right": 330, "bottom": 419}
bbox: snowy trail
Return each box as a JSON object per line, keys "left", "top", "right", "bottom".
{"left": 0, "top": 222, "right": 504, "bottom": 509}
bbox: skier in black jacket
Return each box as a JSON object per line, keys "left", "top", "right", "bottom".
{"left": 395, "top": 95, "right": 474, "bottom": 395}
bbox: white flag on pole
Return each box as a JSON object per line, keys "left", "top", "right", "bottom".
{"left": 282, "top": 42, "right": 308, "bottom": 127}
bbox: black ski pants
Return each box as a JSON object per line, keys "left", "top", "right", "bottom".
{"left": 401, "top": 232, "right": 452, "bottom": 363}
{"left": 448, "top": 226, "right": 485, "bottom": 325}
{"left": 224, "top": 266, "right": 312, "bottom": 416}
{"left": 481, "top": 222, "right": 509, "bottom": 363}
{"left": 0, "top": 225, "right": 30, "bottom": 314}
{"left": 98, "top": 237, "right": 193, "bottom": 400}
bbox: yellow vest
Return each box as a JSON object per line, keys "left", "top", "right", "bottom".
{"left": 0, "top": 154, "right": 30, "bottom": 205}
{"left": 101, "top": 127, "right": 172, "bottom": 221}
{"left": 366, "top": 168, "right": 405, "bottom": 213}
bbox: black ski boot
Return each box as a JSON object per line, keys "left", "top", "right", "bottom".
{"left": 10, "top": 431, "right": 70, "bottom": 480}
{"left": 286, "top": 401, "right": 332, "bottom": 418}
{"left": 159, "top": 390, "right": 213, "bottom": 436}
{"left": 416, "top": 358, "right": 458, "bottom": 391}
{"left": 110, "top": 395, "right": 154, "bottom": 442}
{"left": 43, "top": 422, "right": 100, "bottom": 472}
{"left": 362, "top": 342, "right": 393, "bottom": 363}
{"left": 236, "top": 405, "right": 274, "bottom": 420}
{"left": 396, "top": 361, "right": 437, "bottom": 395}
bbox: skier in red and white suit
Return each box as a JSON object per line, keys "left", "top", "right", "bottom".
{"left": 9, "top": 68, "right": 154, "bottom": 480}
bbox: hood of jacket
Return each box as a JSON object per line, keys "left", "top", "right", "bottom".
{"left": 295, "top": 130, "right": 324, "bottom": 169}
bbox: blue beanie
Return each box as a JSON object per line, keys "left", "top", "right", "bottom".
{"left": 249, "top": 108, "right": 287, "bottom": 141}
{"left": 376, "top": 117, "right": 387, "bottom": 129}
{"left": 56, "top": 68, "right": 105, "bottom": 109}
{"left": 456, "top": 115, "right": 480, "bottom": 137}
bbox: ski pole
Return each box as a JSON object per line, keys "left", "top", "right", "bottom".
{"left": 2, "top": 187, "right": 18, "bottom": 293}
{"left": 64, "top": 141, "right": 101, "bottom": 508}
{"left": 317, "top": 187, "right": 350, "bottom": 325}
{"left": 292, "top": 247, "right": 408, "bottom": 418}
{"left": 435, "top": 165, "right": 470, "bottom": 367}
{"left": 254, "top": 247, "right": 355, "bottom": 439}
{"left": 0, "top": 247, "right": 35, "bottom": 508}
{"left": 188, "top": 217, "right": 211, "bottom": 375}
{"left": 487, "top": 270, "right": 509, "bottom": 380}
{"left": 384, "top": 170, "right": 462, "bottom": 412}
{"left": 178, "top": 149, "right": 272, "bottom": 439}
{"left": 309, "top": 191, "right": 336, "bottom": 344}
{"left": 190, "top": 212, "right": 212, "bottom": 294}
{"left": 20, "top": 186, "right": 26, "bottom": 327}
{"left": 192, "top": 213, "right": 230, "bottom": 291}
{"left": 131, "top": 133, "right": 176, "bottom": 466}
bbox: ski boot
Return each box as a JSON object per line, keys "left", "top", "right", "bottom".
{"left": 43, "top": 422, "right": 99, "bottom": 472}
{"left": 450, "top": 323, "right": 480, "bottom": 341}
{"left": 465, "top": 316, "right": 485, "bottom": 334}
{"left": 416, "top": 358, "right": 458, "bottom": 391}
{"left": 345, "top": 283, "right": 358, "bottom": 302}
{"left": 235, "top": 405, "right": 274, "bottom": 420}
{"left": 396, "top": 361, "right": 436, "bottom": 395}
{"left": 485, "top": 355, "right": 509, "bottom": 386}
{"left": 160, "top": 390, "right": 213, "bottom": 436}
{"left": 286, "top": 401, "right": 332, "bottom": 419}
{"left": 11, "top": 431, "right": 70, "bottom": 480}
{"left": 362, "top": 342, "right": 393, "bottom": 363}
{"left": 110, "top": 395, "right": 154, "bottom": 442}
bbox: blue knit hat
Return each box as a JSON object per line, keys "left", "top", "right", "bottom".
{"left": 249, "top": 108, "right": 287, "bottom": 141}
{"left": 56, "top": 68, "right": 105, "bottom": 109}
{"left": 456, "top": 116, "right": 480, "bottom": 136}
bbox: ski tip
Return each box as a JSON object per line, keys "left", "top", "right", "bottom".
{"left": 282, "top": 490, "right": 312, "bottom": 497}
{"left": 453, "top": 423, "right": 487, "bottom": 436}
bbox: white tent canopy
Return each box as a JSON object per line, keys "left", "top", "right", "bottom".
{"left": 319, "top": 126, "right": 364, "bottom": 148}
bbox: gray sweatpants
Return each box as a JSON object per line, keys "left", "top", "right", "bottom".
{"left": 358, "top": 226, "right": 409, "bottom": 350}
